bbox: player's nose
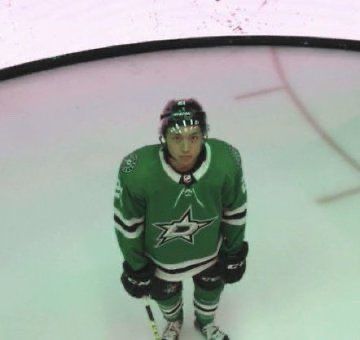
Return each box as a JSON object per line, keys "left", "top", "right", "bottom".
{"left": 181, "top": 139, "right": 190, "bottom": 152}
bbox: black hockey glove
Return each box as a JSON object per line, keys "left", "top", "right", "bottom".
{"left": 121, "top": 261, "right": 155, "bottom": 298}
{"left": 221, "top": 241, "right": 249, "bottom": 284}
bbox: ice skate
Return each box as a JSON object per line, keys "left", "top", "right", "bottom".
{"left": 161, "top": 319, "right": 183, "bottom": 340}
{"left": 194, "top": 319, "right": 229, "bottom": 340}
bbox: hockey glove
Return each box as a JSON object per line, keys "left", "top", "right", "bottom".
{"left": 121, "top": 261, "right": 155, "bottom": 298}
{"left": 222, "top": 241, "right": 249, "bottom": 284}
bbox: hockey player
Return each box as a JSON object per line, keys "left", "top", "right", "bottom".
{"left": 114, "top": 98, "right": 249, "bottom": 340}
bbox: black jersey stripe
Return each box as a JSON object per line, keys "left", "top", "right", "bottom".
{"left": 222, "top": 210, "right": 247, "bottom": 220}
{"left": 114, "top": 214, "right": 143, "bottom": 232}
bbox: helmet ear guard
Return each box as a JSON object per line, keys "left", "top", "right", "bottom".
{"left": 159, "top": 135, "right": 166, "bottom": 145}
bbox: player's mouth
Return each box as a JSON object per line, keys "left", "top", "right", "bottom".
{"left": 179, "top": 155, "right": 193, "bottom": 161}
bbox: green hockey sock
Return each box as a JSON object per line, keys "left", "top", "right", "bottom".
{"left": 193, "top": 282, "right": 224, "bottom": 327}
{"left": 156, "top": 292, "right": 184, "bottom": 322}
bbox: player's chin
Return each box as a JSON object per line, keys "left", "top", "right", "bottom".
{"left": 179, "top": 155, "right": 193, "bottom": 163}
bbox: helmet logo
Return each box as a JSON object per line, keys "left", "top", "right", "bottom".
{"left": 160, "top": 98, "right": 207, "bottom": 137}
{"left": 173, "top": 111, "right": 192, "bottom": 117}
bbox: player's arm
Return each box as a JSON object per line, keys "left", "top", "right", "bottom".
{"left": 114, "top": 169, "right": 148, "bottom": 270}
{"left": 220, "top": 146, "right": 247, "bottom": 253}
{"left": 114, "top": 161, "right": 155, "bottom": 298}
{"left": 220, "top": 146, "right": 249, "bottom": 283}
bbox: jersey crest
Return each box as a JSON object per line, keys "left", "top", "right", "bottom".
{"left": 153, "top": 206, "right": 217, "bottom": 248}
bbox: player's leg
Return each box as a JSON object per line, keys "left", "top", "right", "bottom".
{"left": 151, "top": 276, "right": 183, "bottom": 339}
{"left": 193, "top": 262, "right": 229, "bottom": 339}
{"left": 193, "top": 262, "right": 224, "bottom": 326}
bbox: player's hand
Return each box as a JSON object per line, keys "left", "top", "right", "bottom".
{"left": 121, "top": 261, "right": 155, "bottom": 298}
{"left": 221, "top": 241, "right": 249, "bottom": 284}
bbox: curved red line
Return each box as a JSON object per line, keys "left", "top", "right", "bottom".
{"left": 271, "top": 49, "right": 360, "bottom": 173}
{"left": 317, "top": 185, "right": 360, "bottom": 203}
{"left": 235, "top": 86, "right": 284, "bottom": 100}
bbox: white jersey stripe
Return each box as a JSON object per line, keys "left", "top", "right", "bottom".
{"left": 151, "top": 238, "right": 223, "bottom": 281}
{"left": 223, "top": 203, "right": 247, "bottom": 217}
{"left": 114, "top": 207, "right": 144, "bottom": 227}
{"left": 155, "top": 259, "right": 218, "bottom": 282}
{"left": 114, "top": 223, "right": 144, "bottom": 239}
{"left": 148, "top": 237, "right": 222, "bottom": 271}
{"left": 221, "top": 217, "right": 246, "bottom": 226}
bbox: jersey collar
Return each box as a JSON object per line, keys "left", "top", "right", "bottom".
{"left": 159, "top": 142, "right": 211, "bottom": 184}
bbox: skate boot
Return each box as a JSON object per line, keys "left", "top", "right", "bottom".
{"left": 194, "top": 319, "right": 229, "bottom": 340}
{"left": 161, "top": 319, "right": 183, "bottom": 340}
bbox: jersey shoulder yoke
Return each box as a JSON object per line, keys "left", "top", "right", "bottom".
{"left": 120, "top": 144, "right": 160, "bottom": 177}
{"left": 207, "top": 138, "right": 241, "bottom": 166}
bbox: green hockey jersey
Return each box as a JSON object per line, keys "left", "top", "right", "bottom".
{"left": 113, "top": 138, "right": 247, "bottom": 281}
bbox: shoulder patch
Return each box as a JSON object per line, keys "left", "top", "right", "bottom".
{"left": 120, "top": 152, "right": 138, "bottom": 173}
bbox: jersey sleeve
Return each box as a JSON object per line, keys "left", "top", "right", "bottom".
{"left": 220, "top": 145, "right": 247, "bottom": 255}
{"left": 113, "top": 152, "right": 148, "bottom": 271}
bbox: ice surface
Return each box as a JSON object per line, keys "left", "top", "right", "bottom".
{"left": 0, "top": 46, "right": 359, "bottom": 340}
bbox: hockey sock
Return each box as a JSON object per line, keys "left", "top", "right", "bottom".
{"left": 156, "top": 293, "right": 184, "bottom": 322}
{"left": 193, "top": 281, "right": 224, "bottom": 327}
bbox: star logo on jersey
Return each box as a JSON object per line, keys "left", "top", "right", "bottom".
{"left": 153, "top": 207, "right": 217, "bottom": 248}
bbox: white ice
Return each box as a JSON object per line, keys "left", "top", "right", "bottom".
{"left": 0, "top": 46, "right": 359, "bottom": 340}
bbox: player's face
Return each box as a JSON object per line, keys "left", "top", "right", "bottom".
{"left": 165, "top": 126, "right": 204, "bottom": 172}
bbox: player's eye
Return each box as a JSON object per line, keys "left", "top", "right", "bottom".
{"left": 191, "top": 136, "right": 199, "bottom": 142}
